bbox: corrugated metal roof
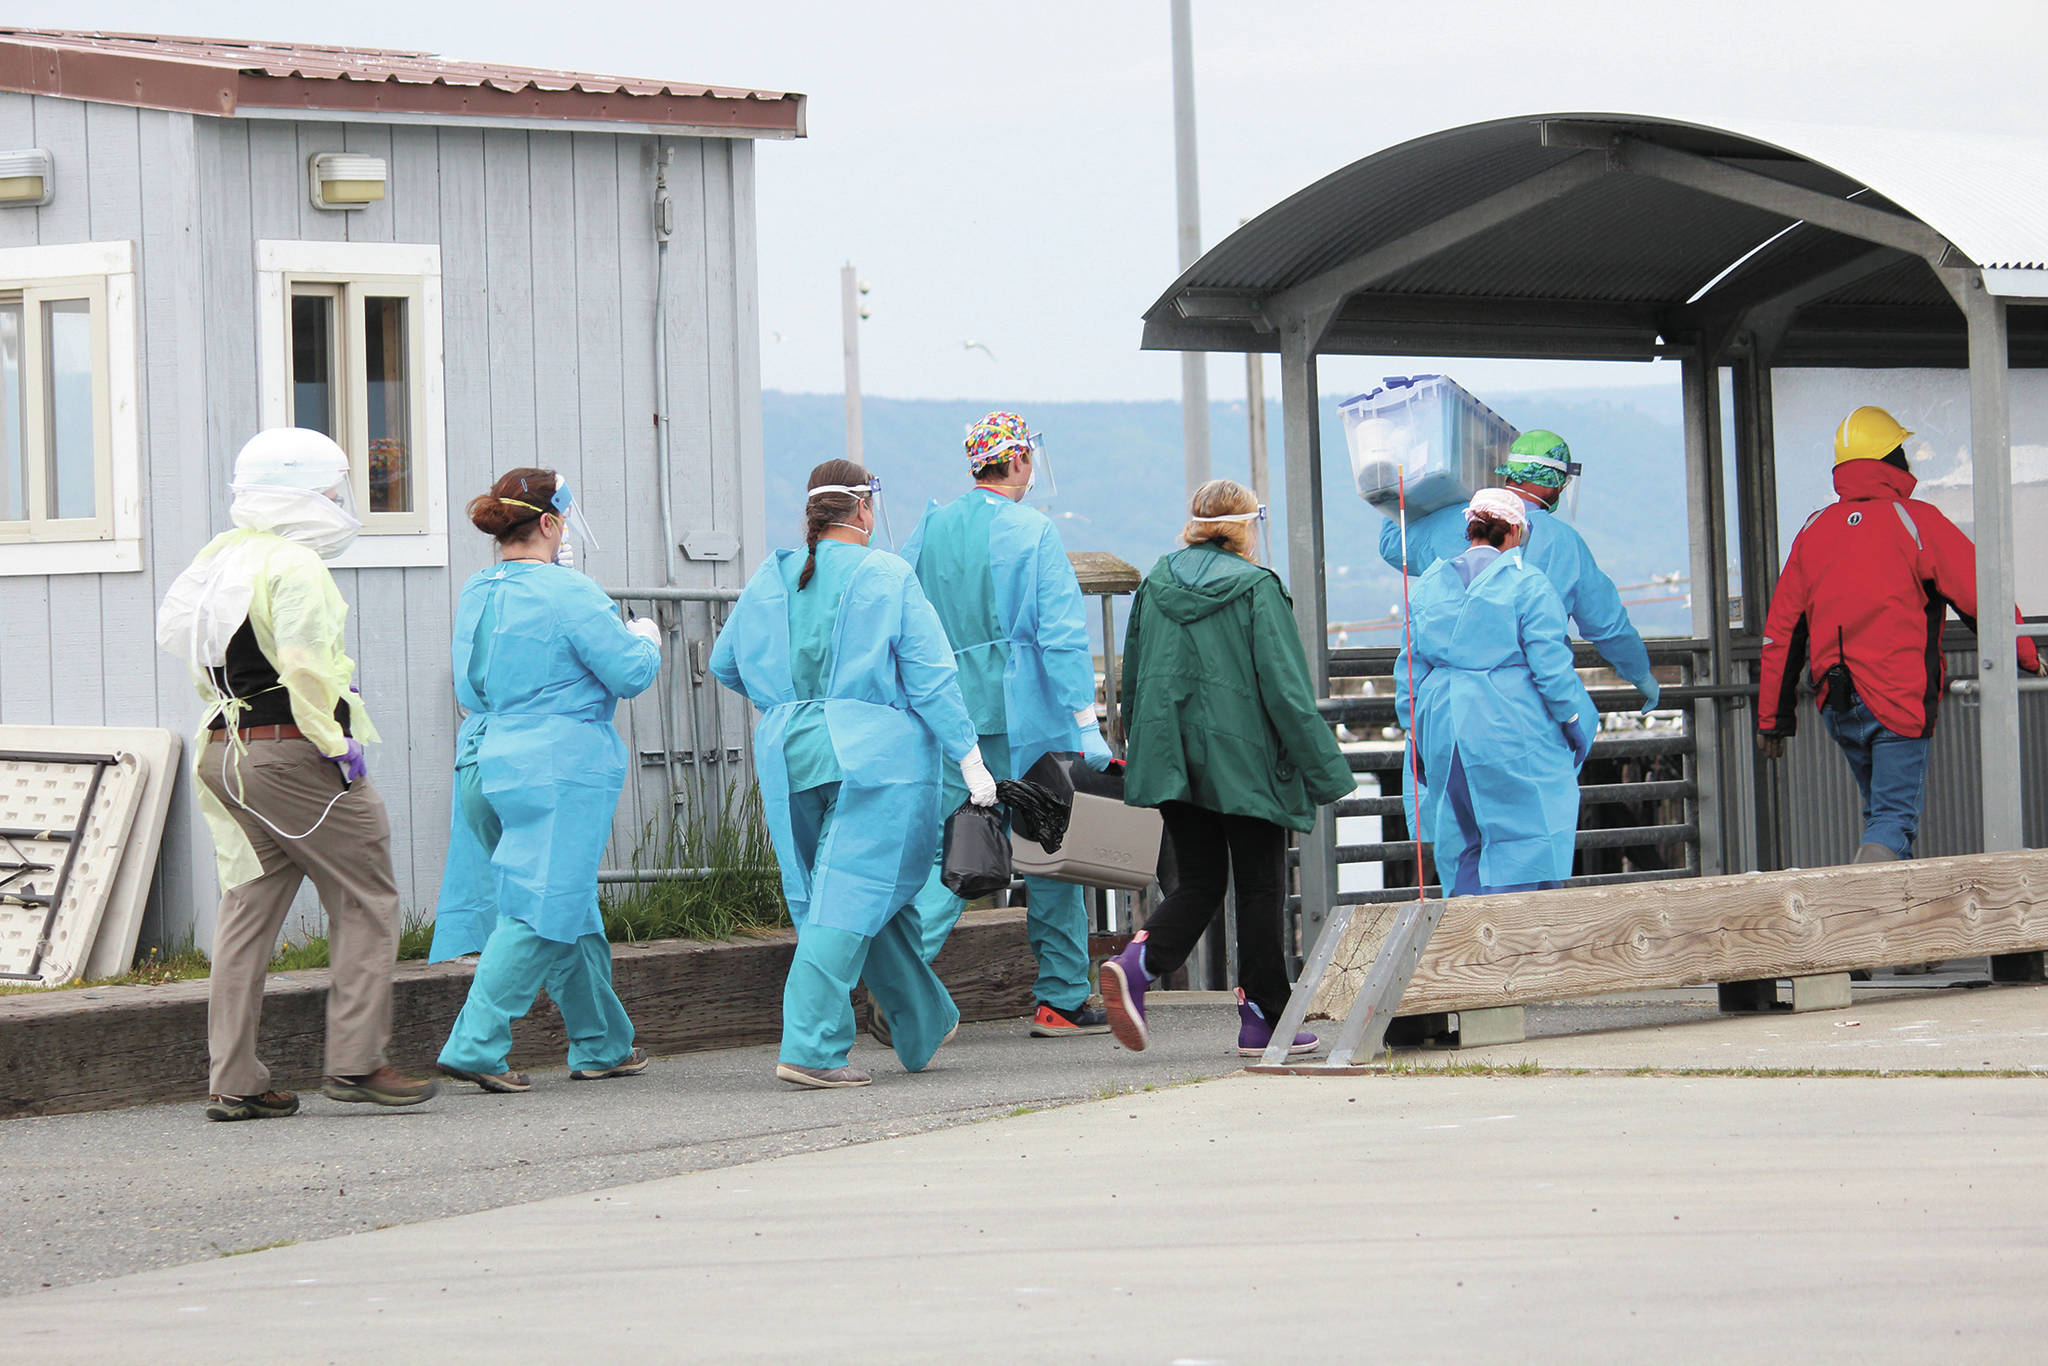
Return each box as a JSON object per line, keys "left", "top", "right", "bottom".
{"left": 1144, "top": 112, "right": 2048, "bottom": 367}
{"left": 0, "top": 29, "right": 804, "bottom": 134}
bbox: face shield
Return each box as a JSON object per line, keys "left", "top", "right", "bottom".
{"left": 549, "top": 479, "right": 600, "bottom": 552}
{"left": 1496, "top": 436, "right": 1582, "bottom": 523}
{"left": 1189, "top": 503, "right": 1270, "bottom": 562}
{"left": 808, "top": 476, "right": 892, "bottom": 549}
{"left": 228, "top": 428, "right": 361, "bottom": 559}
{"left": 967, "top": 416, "right": 1054, "bottom": 502}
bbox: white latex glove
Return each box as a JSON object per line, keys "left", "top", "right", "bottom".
{"left": 1075, "top": 710, "right": 1114, "bottom": 772}
{"left": 554, "top": 539, "right": 576, "bottom": 569}
{"left": 960, "top": 745, "right": 998, "bottom": 807}
{"left": 625, "top": 617, "right": 662, "bottom": 647}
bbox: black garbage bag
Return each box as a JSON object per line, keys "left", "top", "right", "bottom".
{"left": 940, "top": 802, "right": 1012, "bottom": 900}
{"left": 997, "top": 776, "right": 1069, "bottom": 854}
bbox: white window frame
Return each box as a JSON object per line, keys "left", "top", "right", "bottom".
{"left": 256, "top": 241, "right": 447, "bottom": 570}
{"left": 0, "top": 240, "right": 141, "bottom": 578}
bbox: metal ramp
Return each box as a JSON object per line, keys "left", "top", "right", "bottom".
{"left": 0, "top": 749, "right": 148, "bottom": 985}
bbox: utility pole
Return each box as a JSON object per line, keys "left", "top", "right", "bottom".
{"left": 1170, "top": 0, "right": 1209, "bottom": 499}
{"left": 841, "top": 263, "right": 865, "bottom": 465}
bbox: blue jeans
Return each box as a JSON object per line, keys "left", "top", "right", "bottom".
{"left": 1819, "top": 696, "right": 1932, "bottom": 859}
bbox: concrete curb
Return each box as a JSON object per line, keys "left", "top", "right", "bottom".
{"left": 0, "top": 908, "right": 1035, "bottom": 1118}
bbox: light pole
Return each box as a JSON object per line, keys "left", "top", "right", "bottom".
{"left": 841, "top": 263, "right": 868, "bottom": 465}
{"left": 1170, "top": 0, "right": 1210, "bottom": 499}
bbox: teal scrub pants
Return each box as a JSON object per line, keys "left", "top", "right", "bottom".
{"left": 438, "top": 761, "right": 637, "bottom": 1075}
{"left": 781, "top": 781, "right": 960, "bottom": 1073}
{"left": 910, "top": 732, "right": 1091, "bottom": 1013}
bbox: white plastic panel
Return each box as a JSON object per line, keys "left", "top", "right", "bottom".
{"left": 0, "top": 748, "right": 147, "bottom": 985}
{"left": 0, "top": 727, "right": 181, "bottom": 981}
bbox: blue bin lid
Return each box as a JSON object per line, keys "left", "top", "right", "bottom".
{"left": 1338, "top": 374, "right": 1444, "bottom": 410}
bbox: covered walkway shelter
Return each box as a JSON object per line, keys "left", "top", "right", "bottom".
{"left": 1142, "top": 113, "right": 2048, "bottom": 949}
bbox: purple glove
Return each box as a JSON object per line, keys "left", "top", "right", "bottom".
{"left": 1563, "top": 714, "right": 1594, "bottom": 768}
{"left": 328, "top": 738, "right": 367, "bottom": 784}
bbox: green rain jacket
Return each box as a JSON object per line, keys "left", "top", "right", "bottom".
{"left": 1119, "top": 543, "right": 1353, "bottom": 832}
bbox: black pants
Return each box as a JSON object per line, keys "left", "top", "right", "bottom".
{"left": 1141, "top": 802, "right": 1291, "bottom": 1020}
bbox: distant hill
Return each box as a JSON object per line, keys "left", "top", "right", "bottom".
{"left": 761, "top": 384, "right": 1699, "bottom": 641}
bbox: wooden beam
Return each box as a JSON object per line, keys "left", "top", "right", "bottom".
{"left": 1309, "top": 850, "right": 2048, "bottom": 1020}
{"left": 1069, "top": 551, "right": 1142, "bottom": 595}
{"left": 0, "top": 909, "right": 1036, "bottom": 1118}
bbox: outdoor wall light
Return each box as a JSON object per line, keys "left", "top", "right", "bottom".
{"left": 309, "top": 153, "right": 387, "bottom": 210}
{"left": 0, "top": 149, "right": 53, "bottom": 207}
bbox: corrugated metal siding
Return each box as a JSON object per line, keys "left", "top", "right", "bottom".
{"left": 1780, "top": 648, "right": 2048, "bottom": 864}
{"left": 0, "top": 104, "right": 765, "bottom": 953}
{"left": 1375, "top": 174, "right": 1789, "bottom": 304}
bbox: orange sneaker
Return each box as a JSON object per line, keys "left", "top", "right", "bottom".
{"left": 1030, "top": 1001, "right": 1110, "bottom": 1037}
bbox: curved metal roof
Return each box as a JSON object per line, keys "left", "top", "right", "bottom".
{"left": 1143, "top": 113, "right": 2048, "bottom": 367}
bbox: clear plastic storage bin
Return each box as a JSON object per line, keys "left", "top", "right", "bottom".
{"left": 1339, "top": 375, "right": 1520, "bottom": 520}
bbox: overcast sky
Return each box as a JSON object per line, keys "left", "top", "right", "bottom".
{"left": 20, "top": 1, "right": 2048, "bottom": 401}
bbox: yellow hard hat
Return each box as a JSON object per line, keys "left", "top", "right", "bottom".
{"left": 1834, "top": 406, "right": 1912, "bottom": 465}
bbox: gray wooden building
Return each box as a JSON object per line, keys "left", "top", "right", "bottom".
{"left": 0, "top": 30, "right": 802, "bottom": 953}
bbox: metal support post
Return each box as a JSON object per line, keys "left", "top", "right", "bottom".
{"left": 1247, "top": 350, "right": 1270, "bottom": 539}
{"left": 1280, "top": 320, "right": 1336, "bottom": 954}
{"left": 1730, "top": 349, "right": 1784, "bottom": 870}
{"left": 1963, "top": 281, "right": 2023, "bottom": 853}
{"left": 1170, "top": 0, "right": 1210, "bottom": 497}
{"left": 1681, "top": 353, "right": 1731, "bottom": 875}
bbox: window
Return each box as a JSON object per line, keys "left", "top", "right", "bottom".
{"left": 258, "top": 242, "right": 446, "bottom": 569}
{"left": 0, "top": 240, "right": 140, "bottom": 577}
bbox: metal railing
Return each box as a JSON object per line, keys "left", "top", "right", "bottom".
{"left": 598, "top": 584, "right": 744, "bottom": 886}
{"left": 1289, "top": 639, "right": 1718, "bottom": 934}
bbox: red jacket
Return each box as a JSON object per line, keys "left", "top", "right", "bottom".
{"left": 1758, "top": 460, "right": 2041, "bottom": 740}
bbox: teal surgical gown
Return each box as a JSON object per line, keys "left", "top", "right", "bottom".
{"left": 711, "top": 541, "right": 978, "bottom": 937}
{"left": 1380, "top": 497, "right": 1655, "bottom": 700}
{"left": 903, "top": 490, "right": 1096, "bottom": 776}
{"left": 429, "top": 562, "right": 661, "bottom": 955}
{"left": 1394, "top": 547, "right": 1594, "bottom": 890}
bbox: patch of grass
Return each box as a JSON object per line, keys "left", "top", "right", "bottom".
{"left": 1006, "top": 1105, "right": 1038, "bottom": 1117}
{"left": 1382, "top": 1057, "right": 1543, "bottom": 1076}
{"left": 267, "top": 910, "right": 435, "bottom": 973}
{"left": 220, "top": 1239, "right": 295, "bottom": 1258}
{"left": 601, "top": 785, "right": 788, "bottom": 944}
{"left": 0, "top": 939, "right": 213, "bottom": 996}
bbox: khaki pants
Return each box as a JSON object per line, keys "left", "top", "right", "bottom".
{"left": 197, "top": 736, "right": 400, "bottom": 1095}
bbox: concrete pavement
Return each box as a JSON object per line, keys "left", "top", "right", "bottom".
{"left": 2, "top": 982, "right": 2044, "bottom": 1364}
{"left": 0, "top": 993, "right": 1263, "bottom": 1296}
{"left": 4, "top": 1067, "right": 2047, "bottom": 1364}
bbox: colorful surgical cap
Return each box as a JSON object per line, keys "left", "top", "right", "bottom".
{"left": 1494, "top": 429, "right": 1574, "bottom": 490}
{"left": 965, "top": 411, "right": 1035, "bottom": 474}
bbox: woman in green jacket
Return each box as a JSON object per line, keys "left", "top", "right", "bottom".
{"left": 1101, "top": 479, "right": 1355, "bottom": 1056}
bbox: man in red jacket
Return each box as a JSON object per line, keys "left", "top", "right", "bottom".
{"left": 1757, "top": 405, "right": 2043, "bottom": 862}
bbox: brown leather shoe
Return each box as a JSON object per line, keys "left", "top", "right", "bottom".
{"left": 321, "top": 1066, "right": 439, "bottom": 1107}
{"left": 205, "top": 1090, "right": 299, "bottom": 1122}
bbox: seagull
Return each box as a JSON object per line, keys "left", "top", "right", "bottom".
{"left": 962, "top": 339, "right": 997, "bottom": 361}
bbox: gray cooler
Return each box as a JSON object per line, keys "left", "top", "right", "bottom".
{"left": 1009, "top": 753, "right": 1163, "bottom": 892}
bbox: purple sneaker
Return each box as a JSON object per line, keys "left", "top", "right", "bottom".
{"left": 1101, "top": 932, "right": 1152, "bottom": 1051}
{"left": 1237, "top": 988, "right": 1317, "bottom": 1058}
